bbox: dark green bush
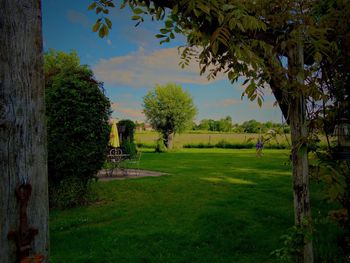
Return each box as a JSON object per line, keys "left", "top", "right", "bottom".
{"left": 118, "top": 119, "right": 137, "bottom": 156}
{"left": 121, "top": 138, "right": 137, "bottom": 157}
{"left": 136, "top": 142, "right": 156, "bottom": 149}
{"left": 183, "top": 140, "right": 289, "bottom": 149}
{"left": 118, "top": 119, "right": 136, "bottom": 141}
{"left": 45, "top": 50, "right": 110, "bottom": 208}
{"left": 155, "top": 138, "right": 167, "bottom": 152}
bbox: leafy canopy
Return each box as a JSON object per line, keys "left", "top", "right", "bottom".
{"left": 89, "top": 0, "right": 336, "bottom": 120}
{"left": 143, "top": 83, "right": 197, "bottom": 137}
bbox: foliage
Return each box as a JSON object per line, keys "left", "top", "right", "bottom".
{"left": 310, "top": 152, "right": 350, "bottom": 258}
{"left": 196, "top": 116, "right": 233, "bottom": 132}
{"left": 45, "top": 49, "right": 110, "bottom": 208}
{"left": 121, "top": 138, "right": 137, "bottom": 157}
{"left": 154, "top": 137, "right": 167, "bottom": 153}
{"left": 183, "top": 140, "right": 290, "bottom": 150}
{"left": 271, "top": 218, "right": 314, "bottom": 263}
{"left": 143, "top": 83, "right": 197, "bottom": 149}
{"left": 241, "top": 119, "right": 261, "bottom": 134}
{"left": 90, "top": 0, "right": 350, "bottom": 258}
{"left": 48, "top": 177, "right": 94, "bottom": 209}
{"left": 306, "top": 1, "right": 350, "bottom": 256}
{"left": 90, "top": 0, "right": 335, "bottom": 112}
{"left": 118, "top": 119, "right": 137, "bottom": 156}
{"left": 193, "top": 118, "right": 291, "bottom": 134}
{"left": 118, "top": 119, "right": 136, "bottom": 141}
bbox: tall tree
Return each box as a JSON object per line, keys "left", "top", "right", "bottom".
{"left": 0, "top": 1, "right": 49, "bottom": 262}
{"left": 89, "top": 1, "right": 342, "bottom": 262}
{"left": 143, "top": 83, "right": 197, "bottom": 149}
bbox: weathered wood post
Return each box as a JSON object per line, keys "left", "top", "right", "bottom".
{"left": 0, "top": 0, "right": 49, "bottom": 262}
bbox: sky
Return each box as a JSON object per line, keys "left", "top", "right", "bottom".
{"left": 42, "top": 0, "right": 284, "bottom": 124}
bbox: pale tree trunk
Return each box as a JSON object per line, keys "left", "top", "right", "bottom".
{"left": 163, "top": 132, "right": 174, "bottom": 150}
{"left": 0, "top": 1, "right": 49, "bottom": 262}
{"left": 165, "top": 132, "right": 174, "bottom": 150}
{"left": 288, "top": 35, "right": 314, "bottom": 263}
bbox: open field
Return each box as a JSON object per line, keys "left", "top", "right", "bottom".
{"left": 135, "top": 131, "right": 291, "bottom": 149}
{"left": 50, "top": 149, "right": 342, "bottom": 262}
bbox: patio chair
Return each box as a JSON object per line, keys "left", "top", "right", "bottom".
{"left": 120, "top": 151, "right": 142, "bottom": 176}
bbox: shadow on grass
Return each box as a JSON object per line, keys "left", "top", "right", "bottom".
{"left": 50, "top": 150, "right": 343, "bottom": 263}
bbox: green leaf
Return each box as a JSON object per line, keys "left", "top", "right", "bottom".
{"left": 105, "top": 17, "right": 112, "bottom": 29}
{"left": 228, "top": 71, "right": 237, "bottom": 80}
{"left": 211, "top": 41, "right": 218, "bottom": 55}
{"left": 197, "top": 4, "right": 211, "bottom": 15}
{"left": 133, "top": 8, "right": 144, "bottom": 15}
{"left": 132, "top": 15, "right": 141, "bottom": 20}
{"left": 165, "top": 20, "right": 173, "bottom": 28}
{"left": 155, "top": 34, "right": 166, "bottom": 39}
{"left": 314, "top": 52, "right": 322, "bottom": 63}
{"left": 107, "top": 1, "right": 115, "bottom": 7}
{"left": 257, "top": 97, "right": 262, "bottom": 107}
{"left": 96, "top": 7, "right": 102, "bottom": 14}
{"left": 88, "top": 2, "right": 97, "bottom": 10}
{"left": 99, "top": 24, "right": 109, "bottom": 38}
{"left": 160, "top": 28, "right": 169, "bottom": 34}
{"left": 92, "top": 21, "right": 101, "bottom": 32}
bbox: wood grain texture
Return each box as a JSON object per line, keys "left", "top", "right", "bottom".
{"left": 0, "top": 1, "right": 49, "bottom": 262}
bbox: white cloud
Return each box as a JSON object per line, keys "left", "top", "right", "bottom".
{"left": 93, "top": 47, "right": 224, "bottom": 88}
{"left": 118, "top": 108, "right": 145, "bottom": 119}
{"left": 107, "top": 39, "right": 112, "bottom": 45}
{"left": 111, "top": 101, "right": 144, "bottom": 119}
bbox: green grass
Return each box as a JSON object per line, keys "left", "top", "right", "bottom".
{"left": 49, "top": 149, "right": 343, "bottom": 262}
{"left": 135, "top": 131, "right": 291, "bottom": 149}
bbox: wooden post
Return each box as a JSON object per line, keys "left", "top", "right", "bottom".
{"left": 288, "top": 30, "right": 314, "bottom": 263}
{"left": 0, "top": 1, "right": 49, "bottom": 262}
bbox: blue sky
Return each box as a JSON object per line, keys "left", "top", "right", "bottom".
{"left": 42, "top": 0, "right": 283, "bottom": 124}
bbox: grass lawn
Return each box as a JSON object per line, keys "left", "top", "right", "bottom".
{"left": 135, "top": 131, "right": 291, "bottom": 148}
{"left": 49, "top": 149, "right": 342, "bottom": 263}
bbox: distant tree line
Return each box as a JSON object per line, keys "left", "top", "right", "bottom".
{"left": 136, "top": 117, "right": 290, "bottom": 134}
{"left": 193, "top": 117, "right": 290, "bottom": 134}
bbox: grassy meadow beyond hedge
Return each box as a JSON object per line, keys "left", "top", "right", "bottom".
{"left": 135, "top": 131, "right": 291, "bottom": 149}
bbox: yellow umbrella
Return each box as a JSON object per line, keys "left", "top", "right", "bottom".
{"left": 109, "top": 120, "right": 120, "bottom": 148}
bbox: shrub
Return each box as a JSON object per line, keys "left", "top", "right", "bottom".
{"left": 118, "top": 119, "right": 137, "bottom": 156}
{"left": 118, "top": 119, "right": 136, "bottom": 141}
{"left": 45, "top": 50, "right": 110, "bottom": 208}
{"left": 155, "top": 138, "right": 167, "bottom": 152}
{"left": 121, "top": 138, "right": 137, "bottom": 157}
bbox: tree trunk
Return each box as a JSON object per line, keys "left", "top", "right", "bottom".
{"left": 0, "top": 1, "right": 49, "bottom": 262}
{"left": 164, "top": 132, "right": 174, "bottom": 150}
{"left": 289, "top": 97, "right": 313, "bottom": 263}
{"left": 288, "top": 34, "right": 314, "bottom": 263}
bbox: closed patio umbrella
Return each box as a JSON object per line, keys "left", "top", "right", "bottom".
{"left": 109, "top": 120, "right": 120, "bottom": 148}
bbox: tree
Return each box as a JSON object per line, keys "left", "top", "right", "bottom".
{"left": 143, "top": 83, "right": 197, "bottom": 149}
{"left": 45, "top": 49, "right": 110, "bottom": 208}
{"left": 218, "top": 116, "right": 233, "bottom": 132}
{"left": 0, "top": 1, "right": 49, "bottom": 262}
{"left": 198, "top": 119, "right": 210, "bottom": 131}
{"left": 89, "top": 1, "right": 345, "bottom": 261}
{"left": 241, "top": 120, "right": 261, "bottom": 134}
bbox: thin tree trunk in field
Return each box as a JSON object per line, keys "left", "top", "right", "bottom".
{"left": 0, "top": 1, "right": 49, "bottom": 262}
{"left": 166, "top": 132, "right": 174, "bottom": 150}
{"left": 288, "top": 37, "right": 314, "bottom": 263}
